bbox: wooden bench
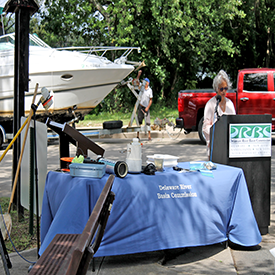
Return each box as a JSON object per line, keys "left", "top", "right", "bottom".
{"left": 29, "top": 174, "right": 115, "bottom": 275}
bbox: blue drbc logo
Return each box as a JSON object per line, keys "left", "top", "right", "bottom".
{"left": 230, "top": 125, "right": 271, "bottom": 139}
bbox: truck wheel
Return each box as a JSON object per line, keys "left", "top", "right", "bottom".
{"left": 198, "top": 117, "right": 206, "bottom": 145}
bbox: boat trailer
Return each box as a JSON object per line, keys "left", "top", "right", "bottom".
{"left": 47, "top": 75, "right": 152, "bottom": 141}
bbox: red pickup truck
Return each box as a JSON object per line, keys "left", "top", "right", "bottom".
{"left": 176, "top": 68, "right": 275, "bottom": 143}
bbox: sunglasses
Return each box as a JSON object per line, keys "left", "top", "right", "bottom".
{"left": 219, "top": 87, "right": 228, "bottom": 92}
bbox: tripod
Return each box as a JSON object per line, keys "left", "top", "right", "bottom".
{"left": 0, "top": 228, "right": 12, "bottom": 275}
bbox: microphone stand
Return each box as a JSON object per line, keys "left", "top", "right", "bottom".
{"left": 215, "top": 96, "right": 221, "bottom": 121}
{"left": 30, "top": 88, "right": 52, "bottom": 257}
{"left": 215, "top": 109, "right": 220, "bottom": 120}
{"left": 210, "top": 96, "right": 221, "bottom": 161}
{"left": 28, "top": 89, "right": 52, "bottom": 272}
{"left": 30, "top": 102, "right": 40, "bottom": 258}
{"left": 210, "top": 123, "right": 216, "bottom": 162}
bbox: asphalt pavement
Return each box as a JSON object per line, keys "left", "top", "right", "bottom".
{"left": 0, "top": 130, "right": 275, "bottom": 274}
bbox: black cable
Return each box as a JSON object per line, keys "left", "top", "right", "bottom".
{"left": 0, "top": 203, "right": 36, "bottom": 265}
{"left": 96, "top": 256, "right": 105, "bottom": 274}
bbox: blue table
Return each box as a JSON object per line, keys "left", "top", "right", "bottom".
{"left": 39, "top": 163, "right": 261, "bottom": 257}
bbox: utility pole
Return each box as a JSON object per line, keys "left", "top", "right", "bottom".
{"left": 4, "top": 0, "right": 39, "bottom": 220}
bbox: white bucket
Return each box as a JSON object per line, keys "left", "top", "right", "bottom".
{"left": 126, "top": 138, "right": 141, "bottom": 159}
{"left": 126, "top": 158, "right": 142, "bottom": 173}
{"left": 126, "top": 138, "right": 142, "bottom": 173}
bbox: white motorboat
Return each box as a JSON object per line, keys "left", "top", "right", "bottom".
{"left": 0, "top": 33, "right": 140, "bottom": 122}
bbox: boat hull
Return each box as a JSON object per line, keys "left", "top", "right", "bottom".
{"left": 0, "top": 33, "right": 136, "bottom": 120}
{"left": 0, "top": 67, "right": 133, "bottom": 118}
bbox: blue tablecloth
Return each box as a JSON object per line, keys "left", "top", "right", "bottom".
{"left": 39, "top": 162, "right": 261, "bottom": 257}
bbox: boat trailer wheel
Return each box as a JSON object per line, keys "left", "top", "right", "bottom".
{"left": 103, "top": 120, "right": 123, "bottom": 129}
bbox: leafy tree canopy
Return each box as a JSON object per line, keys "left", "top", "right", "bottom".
{"left": 28, "top": 0, "right": 275, "bottom": 110}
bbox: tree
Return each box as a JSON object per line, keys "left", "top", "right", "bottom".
{"left": 212, "top": 0, "right": 275, "bottom": 86}
{"left": 36, "top": 1, "right": 254, "bottom": 110}
{"left": 254, "top": 0, "right": 275, "bottom": 67}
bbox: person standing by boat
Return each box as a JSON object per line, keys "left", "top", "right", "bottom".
{"left": 137, "top": 77, "right": 153, "bottom": 141}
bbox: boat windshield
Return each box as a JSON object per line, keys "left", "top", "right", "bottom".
{"left": 0, "top": 32, "right": 141, "bottom": 65}
{"left": 0, "top": 33, "right": 51, "bottom": 51}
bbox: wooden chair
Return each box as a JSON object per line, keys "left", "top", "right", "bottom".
{"left": 29, "top": 174, "right": 115, "bottom": 275}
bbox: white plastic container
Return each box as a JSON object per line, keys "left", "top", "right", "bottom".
{"left": 126, "top": 138, "right": 142, "bottom": 173}
{"left": 146, "top": 154, "right": 179, "bottom": 167}
{"left": 69, "top": 163, "right": 106, "bottom": 178}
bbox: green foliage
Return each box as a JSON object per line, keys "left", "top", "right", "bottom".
{"left": 92, "top": 85, "right": 137, "bottom": 115}
{"left": 82, "top": 100, "right": 178, "bottom": 127}
{"left": 0, "top": 197, "right": 38, "bottom": 252}
{"left": 30, "top": 0, "right": 275, "bottom": 112}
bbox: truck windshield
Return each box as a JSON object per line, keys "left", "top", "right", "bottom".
{"left": 243, "top": 73, "right": 268, "bottom": 92}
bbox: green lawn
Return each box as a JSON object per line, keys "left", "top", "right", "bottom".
{"left": 76, "top": 105, "right": 179, "bottom": 128}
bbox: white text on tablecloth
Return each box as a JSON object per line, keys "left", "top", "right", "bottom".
{"left": 157, "top": 184, "right": 197, "bottom": 199}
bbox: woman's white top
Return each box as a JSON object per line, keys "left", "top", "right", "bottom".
{"left": 202, "top": 96, "right": 236, "bottom": 156}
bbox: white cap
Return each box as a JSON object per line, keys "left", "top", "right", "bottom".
{"left": 132, "top": 138, "right": 139, "bottom": 143}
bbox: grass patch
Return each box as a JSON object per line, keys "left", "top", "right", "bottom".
{"left": 76, "top": 106, "right": 179, "bottom": 127}
{"left": 0, "top": 197, "right": 39, "bottom": 253}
